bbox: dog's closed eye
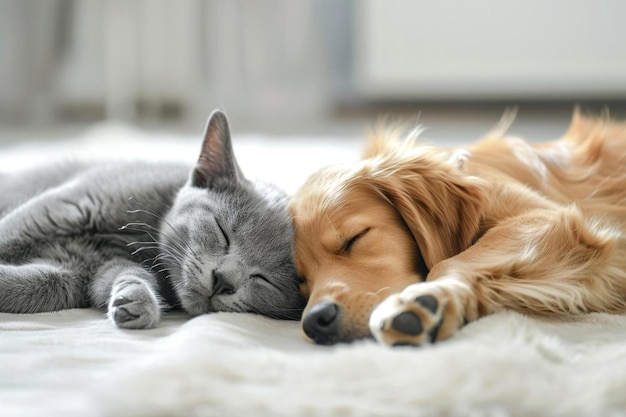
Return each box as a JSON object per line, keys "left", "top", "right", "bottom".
{"left": 341, "top": 228, "right": 371, "bottom": 254}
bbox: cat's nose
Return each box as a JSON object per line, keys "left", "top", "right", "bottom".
{"left": 211, "top": 270, "right": 235, "bottom": 296}
{"left": 302, "top": 301, "right": 340, "bottom": 345}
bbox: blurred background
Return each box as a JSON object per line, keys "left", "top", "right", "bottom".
{"left": 1, "top": 0, "right": 626, "bottom": 142}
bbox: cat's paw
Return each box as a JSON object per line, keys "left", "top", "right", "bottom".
{"left": 108, "top": 279, "right": 160, "bottom": 329}
{"left": 369, "top": 280, "right": 467, "bottom": 347}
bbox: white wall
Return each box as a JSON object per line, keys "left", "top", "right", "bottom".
{"left": 353, "top": 0, "right": 626, "bottom": 100}
{"left": 0, "top": 0, "right": 332, "bottom": 126}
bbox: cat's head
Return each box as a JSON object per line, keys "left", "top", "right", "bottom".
{"left": 161, "top": 110, "right": 305, "bottom": 320}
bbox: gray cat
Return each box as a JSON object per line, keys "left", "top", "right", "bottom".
{"left": 0, "top": 110, "right": 305, "bottom": 328}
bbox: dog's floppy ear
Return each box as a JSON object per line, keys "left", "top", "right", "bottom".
{"left": 367, "top": 151, "right": 485, "bottom": 268}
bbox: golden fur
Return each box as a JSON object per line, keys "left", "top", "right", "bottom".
{"left": 289, "top": 111, "right": 626, "bottom": 345}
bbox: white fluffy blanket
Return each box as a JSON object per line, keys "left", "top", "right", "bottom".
{"left": 1, "top": 124, "right": 626, "bottom": 417}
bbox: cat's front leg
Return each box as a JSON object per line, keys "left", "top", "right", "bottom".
{"left": 108, "top": 274, "right": 162, "bottom": 329}
{"left": 90, "top": 260, "right": 161, "bottom": 329}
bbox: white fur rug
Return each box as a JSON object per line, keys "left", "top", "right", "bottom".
{"left": 1, "top": 124, "right": 626, "bottom": 417}
{"left": 3, "top": 310, "right": 626, "bottom": 417}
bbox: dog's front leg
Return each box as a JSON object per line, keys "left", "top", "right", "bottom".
{"left": 370, "top": 206, "right": 626, "bottom": 346}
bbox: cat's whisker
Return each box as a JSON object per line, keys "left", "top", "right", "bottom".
{"left": 149, "top": 262, "right": 168, "bottom": 270}
{"left": 121, "top": 224, "right": 163, "bottom": 248}
{"left": 125, "top": 221, "right": 190, "bottom": 257}
{"left": 122, "top": 228, "right": 163, "bottom": 249}
{"left": 126, "top": 235, "right": 183, "bottom": 260}
{"left": 149, "top": 253, "right": 176, "bottom": 267}
{"left": 171, "top": 280, "right": 188, "bottom": 293}
{"left": 125, "top": 205, "right": 201, "bottom": 259}
{"left": 149, "top": 226, "right": 199, "bottom": 262}
{"left": 127, "top": 244, "right": 163, "bottom": 257}
{"left": 128, "top": 244, "right": 160, "bottom": 251}
{"left": 121, "top": 221, "right": 161, "bottom": 232}
{"left": 127, "top": 243, "right": 180, "bottom": 264}
{"left": 126, "top": 207, "right": 166, "bottom": 218}
{"left": 164, "top": 233, "right": 201, "bottom": 261}
{"left": 140, "top": 253, "right": 173, "bottom": 269}
{"left": 160, "top": 232, "right": 198, "bottom": 259}
{"left": 142, "top": 252, "right": 179, "bottom": 279}
{"left": 121, "top": 203, "right": 186, "bottom": 249}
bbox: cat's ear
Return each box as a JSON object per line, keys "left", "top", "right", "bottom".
{"left": 191, "top": 110, "right": 244, "bottom": 188}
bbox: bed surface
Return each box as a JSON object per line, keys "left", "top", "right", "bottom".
{"left": 1, "top": 124, "right": 625, "bottom": 417}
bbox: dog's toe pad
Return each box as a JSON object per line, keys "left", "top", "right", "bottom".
{"left": 391, "top": 311, "right": 423, "bottom": 335}
{"left": 414, "top": 295, "right": 438, "bottom": 314}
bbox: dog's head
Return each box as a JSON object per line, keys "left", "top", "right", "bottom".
{"left": 289, "top": 132, "right": 485, "bottom": 344}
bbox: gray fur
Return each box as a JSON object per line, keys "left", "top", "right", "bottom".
{"left": 0, "top": 110, "right": 305, "bottom": 328}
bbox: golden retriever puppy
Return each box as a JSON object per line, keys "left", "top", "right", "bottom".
{"left": 289, "top": 112, "right": 626, "bottom": 346}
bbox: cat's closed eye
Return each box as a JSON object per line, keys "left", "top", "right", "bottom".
{"left": 214, "top": 218, "right": 230, "bottom": 250}
{"left": 251, "top": 273, "right": 277, "bottom": 289}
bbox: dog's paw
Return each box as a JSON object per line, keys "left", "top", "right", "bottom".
{"left": 369, "top": 281, "right": 466, "bottom": 347}
{"left": 108, "top": 279, "right": 160, "bottom": 329}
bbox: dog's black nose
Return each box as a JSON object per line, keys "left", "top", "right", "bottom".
{"left": 302, "top": 301, "right": 340, "bottom": 345}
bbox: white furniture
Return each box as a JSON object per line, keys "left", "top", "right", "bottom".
{"left": 353, "top": 0, "right": 626, "bottom": 100}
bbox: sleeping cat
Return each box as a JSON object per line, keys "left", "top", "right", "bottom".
{"left": 0, "top": 110, "right": 305, "bottom": 328}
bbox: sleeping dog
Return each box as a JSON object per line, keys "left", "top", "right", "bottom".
{"left": 290, "top": 111, "right": 626, "bottom": 346}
